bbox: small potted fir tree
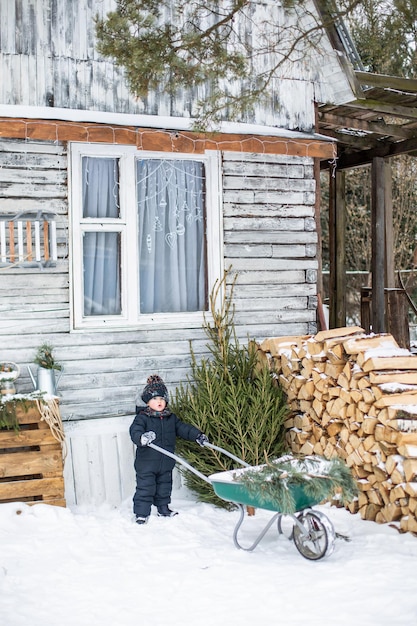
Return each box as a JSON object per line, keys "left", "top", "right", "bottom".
{"left": 29, "top": 343, "right": 63, "bottom": 395}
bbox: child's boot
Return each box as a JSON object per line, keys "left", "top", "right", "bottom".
{"left": 157, "top": 505, "right": 178, "bottom": 517}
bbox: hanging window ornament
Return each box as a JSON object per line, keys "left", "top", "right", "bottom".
{"left": 146, "top": 234, "right": 152, "bottom": 254}
{"left": 153, "top": 216, "right": 162, "bottom": 232}
{"left": 165, "top": 232, "right": 176, "bottom": 249}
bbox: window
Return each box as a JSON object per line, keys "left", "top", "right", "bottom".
{"left": 70, "top": 143, "right": 222, "bottom": 329}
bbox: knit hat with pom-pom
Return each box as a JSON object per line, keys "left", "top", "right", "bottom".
{"left": 141, "top": 375, "right": 169, "bottom": 404}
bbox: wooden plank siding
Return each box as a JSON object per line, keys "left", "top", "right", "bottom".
{"left": 222, "top": 151, "right": 318, "bottom": 336}
{"left": 0, "top": 135, "right": 320, "bottom": 422}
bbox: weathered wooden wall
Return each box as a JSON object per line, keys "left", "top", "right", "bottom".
{"left": 0, "top": 136, "right": 319, "bottom": 421}
{"left": 0, "top": 0, "right": 354, "bottom": 130}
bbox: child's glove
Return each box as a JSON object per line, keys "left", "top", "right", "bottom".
{"left": 141, "top": 431, "right": 156, "bottom": 446}
{"left": 196, "top": 433, "right": 209, "bottom": 447}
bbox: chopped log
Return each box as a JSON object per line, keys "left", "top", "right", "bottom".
{"left": 260, "top": 335, "right": 309, "bottom": 356}
{"left": 374, "top": 424, "right": 398, "bottom": 444}
{"left": 381, "top": 503, "right": 402, "bottom": 522}
{"left": 343, "top": 333, "right": 399, "bottom": 355}
{"left": 361, "top": 503, "right": 382, "bottom": 521}
{"left": 398, "top": 444, "right": 417, "bottom": 458}
{"left": 404, "top": 459, "right": 417, "bottom": 482}
{"left": 326, "top": 348, "right": 346, "bottom": 365}
{"left": 327, "top": 421, "right": 344, "bottom": 437}
{"left": 374, "top": 392, "right": 417, "bottom": 408}
{"left": 368, "top": 489, "right": 384, "bottom": 506}
{"left": 362, "top": 388, "right": 376, "bottom": 404}
{"left": 355, "top": 465, "right": 370, "bottom": 479}
{"left": 391, "top": 468, "right": 406, "bottom": 484}
{"left": 401, "top": 515, "right": 417, "bottom": 533}
{"left": 313, "top": 441, "right": 324, "bottom": 454}
{"left": 299, "top": 441, "right": 315, "bottom": 455}
{"left": 305, "top": 338, "right": 325, "bottom": 356}
{"left": 325, "top": 362, "right": 346, "bottom": 379}
{"left": 396, "top": 432, "right": 417, "bottom": 446}
{"left": 337, "top": 371, "right": 351, "bottom": 390}
{"left": 314, "top": 326, "right": 364, "bottom": 342}
{"left": 363, "top": 435, "right": 378, "bottom": 453}
{"left": 357, "top": 376, "right": 372, "bottom": 390}
{"left": 361, "top": 355, "right": 417, "bottom": 372}
{"left": 358, "top": 491, "right": 369, "bottom": 507}
{"left": 389, "top": 484, "right": 406, "bottom": 502}
{"left": 347, "top": 500, "right": 360, "bottom": 514}
{"left": 408, "top": 497, "right": 417, "bottom": 514}
{"left": 297, "top": 379, "right": 315, "bottom": 400}
{"left": 370, "top": 370, "right": 417, "bottom": 385}
{"left": 379, "top": 441, "right": 398, "bottom": 455}
{"left": 293, "top": 413, "right": 312, "bottom": 430}
{"left": 373, "top": 466, "right": 389, "bottom": 482}
{"left": 346, "top": 403, "right": 356, "bottom": 418}
{"left": 362, "top": 417, "right": 378, "bottom": 435}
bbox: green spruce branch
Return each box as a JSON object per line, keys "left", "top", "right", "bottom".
{"left": 236, "top": 455, "right": 358, "bottom": 514}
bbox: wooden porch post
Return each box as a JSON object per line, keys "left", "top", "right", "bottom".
{"left": 384, "top": 160, "right": 395, "bottom": 289}
{"left": 371, "top": 157, "right": 387, "bottom": 332}
{"left": 329, "top": 169, "right": 346, "bottom": 328}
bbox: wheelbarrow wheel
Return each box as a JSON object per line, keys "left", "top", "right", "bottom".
{"left": 292, "top": 510, "right": 336, "bottom": 561}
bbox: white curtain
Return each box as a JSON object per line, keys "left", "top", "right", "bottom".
{"left": 82, "top": 157, "right": 121, "bottom": 316}
{"left": 137, "top": 159, "right": 206, "bottom": 313}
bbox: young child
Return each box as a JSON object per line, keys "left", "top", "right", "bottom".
{"left": 130, "top": 374, "right": 208, "bottom": 524}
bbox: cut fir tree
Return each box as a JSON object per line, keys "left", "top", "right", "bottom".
{"left": 172, "top": 269, "right": 289, "bottom": 508}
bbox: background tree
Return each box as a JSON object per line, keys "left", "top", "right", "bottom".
{"left": 340, "top": 0, "right": 417, "bottom": 77}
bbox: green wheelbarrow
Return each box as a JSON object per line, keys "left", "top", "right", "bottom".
{"left": 147, "top": 440, "right": 338, "bottom": 561}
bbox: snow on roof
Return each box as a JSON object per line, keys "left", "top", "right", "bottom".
{"left": 0, "top": 104, "right": 334, "bottom": 142}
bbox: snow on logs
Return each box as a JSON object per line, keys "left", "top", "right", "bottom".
{"left": 258, "top": 327, "right": 417, "bottom": 533}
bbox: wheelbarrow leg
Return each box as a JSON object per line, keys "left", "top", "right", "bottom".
{"left": 232, "top": 504, "right": 282, "bottom": 552}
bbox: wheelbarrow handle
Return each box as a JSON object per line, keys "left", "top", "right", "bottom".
{"left": 203, "top": 442, "right": 251, "bottom": 468}
{"left": 148, "top": 442, "right": 212, "bottom": 484}
{"left": 147, "top": 440, "right": 251, "bottom": 484}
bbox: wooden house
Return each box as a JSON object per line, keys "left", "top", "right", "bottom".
{"left": 0, "top": 0, "right": 359, "bottom": 507}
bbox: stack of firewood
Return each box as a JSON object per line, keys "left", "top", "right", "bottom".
{"left": 258, "top": 326, "right": 417, "bottom": 533}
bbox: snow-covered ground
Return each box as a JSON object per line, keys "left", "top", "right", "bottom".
{"left": 1, "top": 487, "right": 416, "bottom": 626}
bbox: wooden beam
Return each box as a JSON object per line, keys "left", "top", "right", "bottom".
{"left": 323, "top": 136, "right": 417, "bottom": 169}
{"left": 346, "top": 99, "right": 417, "bottom": 121}
{"left": 0, "top": 118, "right": 336, "bottom": 158}
{"left": 355, "top": 71, "right": 417, "bottom": 93}
{"left": 329, "top": 169, "right": 346, "bottom": 328}
{"left": 371, "top": 157, "right": 386, "bottom": 333}
{"left": 318, "top": 112, "right": 416, "bottom": 139}
{"left": 384, "top": 160, "right": 395, "bottom": 289}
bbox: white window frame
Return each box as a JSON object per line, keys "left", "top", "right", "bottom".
{"left": 69, "top": 142, "right": 223, "bottom": 331}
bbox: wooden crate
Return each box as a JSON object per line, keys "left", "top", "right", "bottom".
{"left": 0, "top": 401, "right": 66, "bottom": 507}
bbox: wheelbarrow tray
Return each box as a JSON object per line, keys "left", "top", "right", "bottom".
{"left": 209, "top": 468, "right": 319, "bottom": 513}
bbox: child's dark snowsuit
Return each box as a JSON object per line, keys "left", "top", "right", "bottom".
{"left": 130, "top": 406, "right": 202, "bottom": 518}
